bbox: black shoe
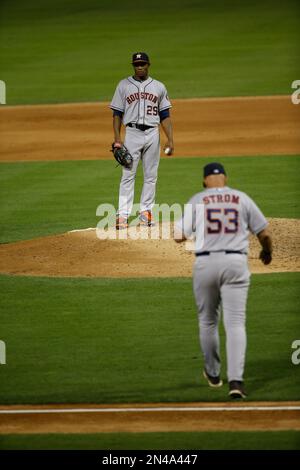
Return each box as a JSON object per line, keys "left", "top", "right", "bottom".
{"left": 228, "top": 380, "right": 247, "bottom": 399}
{"left": 203, "top": 369, "right": 223, "bottom": 388}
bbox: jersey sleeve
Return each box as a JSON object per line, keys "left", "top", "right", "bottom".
{"left": 110, "top": 82, "right": 125, "bottom": 112}
{"left": 158, "top": 84, "right": 172, "bottom": 112}
{"left": 245, "top": 194, "right": 268, "bottom": 235}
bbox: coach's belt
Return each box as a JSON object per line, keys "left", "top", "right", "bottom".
{"left": 126, "top": 123, "right": 155, "bottom": 131}
{"left": 196, "top": 250, "right": 247, "bottom": 256}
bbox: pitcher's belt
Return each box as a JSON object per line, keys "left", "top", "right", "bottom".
{"left": 126, "top": 123, "right": 155, "bottom": 131}
{"left": 196, "top": 250, "right": 247, "bottom": 256}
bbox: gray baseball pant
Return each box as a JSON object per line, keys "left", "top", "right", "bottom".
{"left": 118, "top": 126, "right": 160, "bottom": 217}
{"left": 193, "top": 252, "right": 250, "bottom": 382}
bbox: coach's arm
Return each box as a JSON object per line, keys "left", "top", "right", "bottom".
{"left": 257, "top": 228, "right": 273, "bottom": 265}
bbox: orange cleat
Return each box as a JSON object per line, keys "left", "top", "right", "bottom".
{"left": 116, "top": 216, "right": 128, "bottom": 230}
{"left": 139, "top": 210, "right": 155, "bottom": 227}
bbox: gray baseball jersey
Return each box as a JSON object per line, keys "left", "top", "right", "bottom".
{"left": 110, "top": 76, "right": 171, "bottom": 126}
{"left": 175, "top": 186, "right": 267, "bottom": 253}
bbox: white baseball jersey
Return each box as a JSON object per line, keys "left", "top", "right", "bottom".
{"left": 175, "top": 186, "right": 268, "bottom": 253}
{"left": 110, "top": 76, "right": 171, "bottom": 126}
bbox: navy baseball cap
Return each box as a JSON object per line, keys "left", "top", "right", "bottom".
{"left": 203, "top": 162, "right": 226, "bottom": 177}
{"left": 132, "top": 52, "right": 150, "bottom": 64}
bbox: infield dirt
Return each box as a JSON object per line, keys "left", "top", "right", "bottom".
{"left": 1, "top": 95, "right": 300, "bottom": 162}
{"left": 0, "top": 402, "right": 299, "bottom": 434}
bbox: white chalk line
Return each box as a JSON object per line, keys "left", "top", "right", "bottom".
{"left": 0, "top": 406, "right": 299, "bottom": 415}
{"left": 69, "top": 227, "right": 95, "bottom": 233}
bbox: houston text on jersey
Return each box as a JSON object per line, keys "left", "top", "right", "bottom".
{"left": 126, "top": 92, "right": 158, "bottom": 105}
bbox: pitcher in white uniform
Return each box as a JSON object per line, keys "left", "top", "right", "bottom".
{"left": 110, "top": 52, "right": 174, "bottom": 229}
{"left": 174, "top": 162, "right": 273, "bottom": 398}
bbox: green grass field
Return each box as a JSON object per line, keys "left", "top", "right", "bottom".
{"left": 1, "top": 154, "right": 299, "bottom": 406}
{"left": 1, "top": 155, "right": 299, "bottom": 243}
{"left": 0, "top": 0, "right": 299, "bottom": 104}
{"left": 0, "top": 272, "right": 299, "bottom": 404}
{"left": 1, "top": 431, "right": 299, "bottom": 450}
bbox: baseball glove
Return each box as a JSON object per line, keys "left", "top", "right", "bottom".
{"left": 259, "top": 249, "right": 272, "bottom": 265}
{"left": 111, "top": 143, "right": 133, "bottom": 170}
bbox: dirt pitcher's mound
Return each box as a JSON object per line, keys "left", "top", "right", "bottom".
{"left": 0, "top": 218, "right": 299, "bottom": 278}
